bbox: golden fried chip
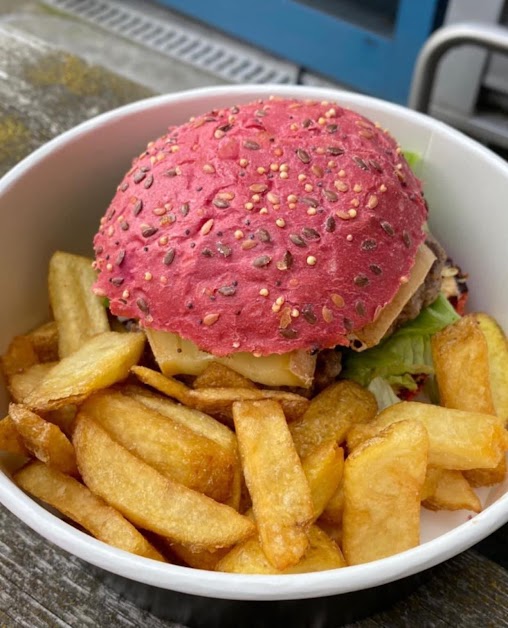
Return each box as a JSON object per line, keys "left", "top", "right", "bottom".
{"left": 81, "top": 391, "right": 235, "bottom": 502}
{"left": 343, "top": 420, "right": 428, "bottom": 565}
{"left": 8, "top": 363, "right": 55, "bottom": 403}
{"left": 320, "top": 483, "right": 344, "bottom": 525}
{"left": 1, "top": 335, "right": 38, "bottom": 380}
{"left": 476, "top": 313, "right": 508, "bottom": 424}
{"left": 420, "top": 467, "right": 443, "bottom": 501}
{"left": 347, "top": 401, "right": 507, "bottom": 470}
{"left": 431, "top": 315, "right": 495, "bottom": 414}
{"left": 216, "top": 525, "right": 346, "bottom": 574}
{"left": 163, "top": 540, "right": 229, "bottom": 571}
{"left": 464, "top": 457, "right": 507, "bottom": 488}
{"left": 289, "top": 380, "right": 377, "bottom": 458}
{"left": 14, "top": 461, "right": 164, "bottom": 561}
{"left": 73, "top": 414, "right": 254, "bottom": 549}
{"left": 302, "top": 441, "right": 344, "bottom": 520}
{"left": 27, "top": 321, "right": 59, "bottom": 363}
{"left": 193, "top": 362, "right": 256, "bottom": 390}
{"left": 48, "top": 251, "right": 109, "bottom": 358}
{"left": 0, "top": 415, "right": 29, "bottom": 456}
{"left": 26, "top": 332, "right": 145, "bottom": 411}
{"left": 9, "top": 404, "right": 78, "bottom": 476}
{"left": 423, "top": 470, "right": 481, "bottom": 513}
{"left": 233, "top": 399, "right": 313, "bottom": 570}
{"left": 131, "top": 366, "right": 309, "bottom": 422}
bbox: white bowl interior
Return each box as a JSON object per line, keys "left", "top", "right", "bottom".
{"left": 0, "top": 84, "right": 507, "bottom": 600}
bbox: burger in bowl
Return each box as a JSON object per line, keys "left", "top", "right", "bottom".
{"left": 0, "top": 86, "right": 508, "bottom": 624}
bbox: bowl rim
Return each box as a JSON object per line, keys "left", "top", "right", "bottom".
{"left": 1, "top": 83, "right": 508, "bottom": 601}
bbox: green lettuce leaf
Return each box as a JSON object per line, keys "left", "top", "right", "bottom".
{"left": 402, "top": 150, "right": 421, "bottom": 173}
{"left": 342, "top": 294, "right": 460, "bottom": 390}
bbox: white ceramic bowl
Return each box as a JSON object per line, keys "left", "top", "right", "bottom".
{"left": 1, "top": 85, "right": 507, "bottom": 602}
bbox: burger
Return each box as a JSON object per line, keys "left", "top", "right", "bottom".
{"left": 93, "top": 97, "right": 465, "bottom": 393}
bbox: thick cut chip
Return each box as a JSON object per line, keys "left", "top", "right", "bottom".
{"left": 27, "top": 321, "right": 59, "bottom": 363}
{"left": 320, "top": 483, "right": 344, "bottom": 525}
{"left": 464, "top": 457, "right": 507, "bottom": 488}
{"left": 316, "top": 520, "right": 343, "bottom": 549}
{"left": 25, "top": 332, "right": 145, "bottom": 411}
{"left": 420, "top": 467, "right": 443, "bottom": 501}
{"left": 193, "top": 362, "right": 256, "bottom": 390}
{"left": 131, "top": 366, "right": 309, "bottom": 422}
{"left": 302, "top": 441, "right": 344, "bottom": 520}
{"left": 146, "top": 329, "right": 316, "bottom": 388}
{"left": 14, "top": 461, "right": 164, "bottom": 561}
{"left": 431, "top": 315, "right": 495, "bottom": 415}
{"left": 423, "top": 469, "right": 482, "bottom": 513}
{"left": 1, "top": 335, "right": 38, "bottom": 380}
{"left": 9, "top": 404, "right": 78, "bottom": 476}
{"left": 48, "top": 251, "right": 109, "bottom": 358}
{"left": 73, "top": 414, "right": 254, "bottom": 549}
{"left": 162, "top": 540, "right": 229, "bottom": 571}
{"left": 343, "top": 420, "right": 428, "bottom": 565}
{"left": 233, "top": 399, "right": 313, "bottom": 570}
{"left": 0, "top": 415, "right": 29, "bottom": 456}
{"left": 216, "top": 525, "right": 346, "bottom": 574}
{"left": 476, "top": 313, "right": 508, "bottom": 424}
{"left": 8, "top": 363, "right": 55, "bottom": 403}
{"left": 289, "top": 380, "right": 377, "bottom": 458}
{"left": 81, "top": 391, "right": 235, "bottom": 502}
{"left": 347, "top": 401, "right": 507, "bottom": 470}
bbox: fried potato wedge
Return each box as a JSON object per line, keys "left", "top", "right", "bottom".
{"left": 1, "top": 335, "right": 38, "bottom": 380}
{"left": 146, "top": 329, "right": 316, "bottom": 388}
{"left": 289, "top": 380, "right": 377, "bottom": 458}
{"left": 193, "top": 362, "right": 256, "bottom": 390}
{"left": 14, "top": 461, "right": 164, "bottom": 560}
{"left": 464, "top": 457, "right": 507, "bottom": 488}
{"left": 0, "top": 415, "right": 29, "bottom": 456}
{"left": 216, "top": 525, "right": 346, "bottom": 574}
{"left": 431, "top": 315, "right": 495, "bottom": 414}
{"left": 48, "top": 251, "right": 109, "bottom": 358}
{"left": 302, "top": 441, "right": 344, "bottom": 521}
{"left": 347, "top": 401, "right": 507, "bottom": 470}
{"left": 163, "top": 540, "right": 229, "bottom": 571}
{"left": 27, "top": 321, "right": 59, "bottom": 363}
{"left": 81, "top": 391, "right": 235, "bottom": 502}
{"left": 73, "top": 414, "right": 254, "bottom": 548}
{"left": 8, "top": 363, "right": 55, "bottom": 403}
{"left": 476, "top": 313, "right": 508, "bottom": 424}
{"left": 420, "top": 467, "right": 443, "bottom": 501}
{"left": 26, "top": 332, "right": 145, "bottom": 411}
{"left": 320, "top": 483, "right": 344, "bottom": 525}
{"left": 131, "top": 366, "right": 309, "bottom": 422}
{"left": 9, "top": 404, "right": 78, "bottom": 476}
{"left": 423, "top": 470, "right": 482, "bottom": 513}
{"left": 233, "top": 399, "right": 313, "bottom": 570}
{"left": 343, "top": 420, "right": 428, "bottom": 565}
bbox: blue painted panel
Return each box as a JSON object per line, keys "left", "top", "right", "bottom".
{"left": 154, "top": 0, "right": 446, "bottom": 104}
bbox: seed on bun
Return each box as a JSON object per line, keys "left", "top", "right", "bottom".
{"left": 93, "top": 98, "right": 427, "bottom": 357}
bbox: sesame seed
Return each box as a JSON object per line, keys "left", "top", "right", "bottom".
{"left": 336, "top": 211, "right": 352, "bottom": 221}
{"left": 267, "top": 192, "right": 280, "bottom": 204}
{"left": 275, "top": 296, "right": 285, "bottom": 306}
{"left": 304, "top": 184, "right": 313, "bottom": 192}
{"left": 280, "top": 171, "right": 289, "bottom": 179}
{"left": 252, "top": 254, "right": 271, "bottom": 268}
{"left": 234, "top": 230, "right": 244, "bottom": 239}
{"left": 122, "top": 289, "right": 130, "bottom": 298}
{"left": 291, "top": 308, "right": 299, "bottom": 318}
{"left": 379, "top": 184, "right": 387, "bottom": 193}
{"left": 232, "top": 341, "right": 241, "bottom": 349}
{"left": 200, "top": 219, "right": 214, "bottom": 235}
{"left": 318, "top": 117, "right": 326, "bottom": 125}
{"left": 351, "top": 198, "right": 359, "bottom": 208}
{"left": 334, "top": 180, "right": 349, "bottom": 192}
{"left": 257, "top": 167, "right": 266, "bottom": 175}
{"left": 331, "top": 293, "right": 345, "bottom": 308}
{"left": 272, "top": 303, "right": 281, "bottom": 313}
{"left": 203, "top": 313, "right": 220, "bottom": 326}
{"left": 287, "top": 194, "right": 298, "bottom": 203}
{"left": 276, "top": 218, "right": 285, "bottom": 228}
{"left": 280, "top": 164, "right": 289, "bottom": 172}
{"left": 290, "top": 123, "right": 298, "bottom": 131}
{"left": 367, "top": 195, "right": 379, "bottom": 209}
{"left": 251, "top": 194, "right": 261, "bottom": 203}
{"left": 306, "top": 255, "right": 317, "bottom": 266}
{"left": 153, "top": 207, "right": 166, "bottom": 216}
{"left": 163, "top": 248, "right": 175, "bottom": 265}
{"left": 346, "top": 234, "right": 353, "bottom": 241}
{"left": 400, "top": 275, "right": 409, "bottom": 284}
{"left": 338, "top": 169, "right": 346, "bottom": 178}
{"left": 288, "top": 203, "right": 296, "bottom": 210}
{"left": 307, "top": 207, "right": 317, "bottom": 216}
{"left": 327, "top": 160, "right": 337, "bottom": 168}
{"left": 274, "top": 147, "right": 283, "bottom": 157}
{"left": 171, "top": 145, "right": 180, "bottom": 153}
{"left": 259, "top": 207, "right": 268, "bottom": 215}
{"left": 322, "top": 306, "right": 333, "bottom": 323}
{"left": 259, "top": 288, "right": 269, "bottom": 296}
{"left": 353, "top": 184, "right": 362, "bottom": 193}
{"left": 239, "top": 158, "right": 249, "bottom": 167}
{"left": 245, "top": 202, "right": 254, "bottom": 211}
{"left": 158, "top": 236, "right": 169, "bottom": 246}
{"left": 106, "top": 263, "right": 113, "bottom": 271}
{"left": 203, "top": 163, "right": 215, "bottom": 174}
{"left": 270, "top": 163, "right": 279, "bottom": 172}
{"left": 144, "top": 272, "right": 152, "bottom": 281}
{"left": 298, "top": 174, "right": 307, "bottom": 182}
{"left": 325, "top": 108, "right": 336, "bottom": 118}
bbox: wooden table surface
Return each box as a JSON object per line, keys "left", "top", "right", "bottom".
{"left": 1, "top": 23, "right": 508, "bottom": 628}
